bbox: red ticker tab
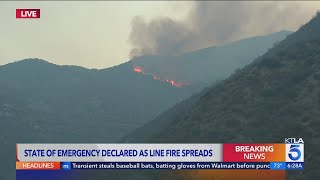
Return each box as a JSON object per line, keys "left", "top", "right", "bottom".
{"left": 16, "top": 9, "right": 40, "bottom": 18}
{"left": 16, "top": 162, "right": 60, "bottom": 170}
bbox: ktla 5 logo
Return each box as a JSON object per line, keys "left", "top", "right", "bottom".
{"left": 286, "top": 144, "right": 304, "bottom": 162}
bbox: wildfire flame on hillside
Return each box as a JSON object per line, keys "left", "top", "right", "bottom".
{"left": 133, "top": 66, "right": 190, "bottom": 87}
{"left": 133, "top": 66, "right": 144, "bottom": 74}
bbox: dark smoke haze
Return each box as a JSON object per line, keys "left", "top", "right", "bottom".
{"left": 129, "top": 1, "right": 311, "bottom": 58}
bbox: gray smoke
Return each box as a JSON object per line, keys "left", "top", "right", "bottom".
{"left": 129, "top": 1, "right": 311, "bottom": 58}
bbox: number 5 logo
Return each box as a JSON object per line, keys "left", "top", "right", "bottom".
{"left": 288, "top": 145, "right": 301, "bottom": 161}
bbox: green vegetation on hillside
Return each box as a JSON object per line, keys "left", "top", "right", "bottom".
{"left": 125, "top": 13, "right": 320, "bottom": 180}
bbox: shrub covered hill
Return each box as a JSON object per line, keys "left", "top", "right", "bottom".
{"left": 0, "top": 32, "right": 289, "bottom": 179}
{"left": 123, "top": 13, "right": 320, "bottom": 180}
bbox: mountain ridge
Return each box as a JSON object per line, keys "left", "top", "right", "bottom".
{"left": 123, "top": 13, "right": 320, "bottom": 180}
{"left": 131, "top": 30, "right": 292, "bottom": 86}
{"left": 0, "top": 31, "right": 295, "bottom": 180}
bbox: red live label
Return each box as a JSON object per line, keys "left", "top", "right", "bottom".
{"left": 16, "top": 9, "right": 40, "bottom": 18}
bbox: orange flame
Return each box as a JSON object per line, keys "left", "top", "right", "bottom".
{"left": 133, "top": 65, "right": 190, "bottom": 88}
{"left": 133, "top": 66, "right": 144, "bottom": 74}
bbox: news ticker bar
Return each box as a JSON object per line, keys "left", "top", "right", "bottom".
{"left": 16, "top": 162, "right": 304, "bottom": 170}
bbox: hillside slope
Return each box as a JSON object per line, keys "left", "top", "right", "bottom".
{"left": 0, "top": 31, "right": 290, "bottom": 145}
{"left": 0, "top": 59, "right": 195, "bottom": 143}
{"left": 125, "top": 13, "right": 320, "bottom": 180}
{"left": 0, "top": 31, "right": 293, "bottom": 180}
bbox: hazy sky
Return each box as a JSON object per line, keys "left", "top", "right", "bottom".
{"left": 1, "top": 1, "right": 320, "bottom": 69}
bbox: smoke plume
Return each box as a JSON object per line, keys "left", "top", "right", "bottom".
{"left": 129, "top": 1, "right": 311, "bottom": 58}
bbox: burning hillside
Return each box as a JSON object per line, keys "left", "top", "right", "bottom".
{"left": 133, "top": 66, "right": 190, "bottom": 87}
